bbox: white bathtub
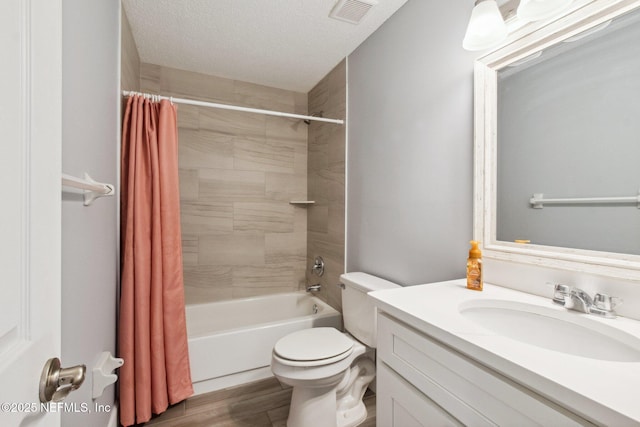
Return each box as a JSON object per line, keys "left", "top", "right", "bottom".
{"left": 186, "top": 292, "right": 342, "bottom": 395}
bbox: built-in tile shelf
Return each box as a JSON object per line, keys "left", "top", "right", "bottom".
{"left": 289, "top": 200, "right": 315, "bottom": 205}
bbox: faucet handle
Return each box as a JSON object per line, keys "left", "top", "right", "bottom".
{"left": 552, "top": 283, "right": 571, "bottom": 305}
{"left": 593, "top": 293, "right": 622, "bottom": 311}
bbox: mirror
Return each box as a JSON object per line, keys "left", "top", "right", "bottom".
{"left": 497, "top": 5, "right": 640, "bottom": 255}
{"left": 474, "top": 0, "right": 640, "bottom": 278}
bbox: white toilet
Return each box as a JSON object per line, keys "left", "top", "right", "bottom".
{"left": 271, "top": 272, "right": 400, "bottom": 427}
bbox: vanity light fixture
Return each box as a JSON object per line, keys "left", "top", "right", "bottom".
{"left": 464, "top": 0, "right": 576, "bottom": 51}
{"left": 517, "top": 0, "right": 573, "bottom": 22}
{"left": 463, "top": 0, "right": 508, "bottom": 51}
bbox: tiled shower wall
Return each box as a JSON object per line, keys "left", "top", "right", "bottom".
{"left": 120, "top": 10, "right": 140, "bottom": 93}
{"left": 307, "top": 60, "right": 347, "bottom": 311}
{"left": 139, "top": 63, "right": 309, "bottom": 304}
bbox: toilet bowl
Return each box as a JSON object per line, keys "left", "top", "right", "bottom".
{"left": 271, "top": 272, "right": 400, "bottom": 427}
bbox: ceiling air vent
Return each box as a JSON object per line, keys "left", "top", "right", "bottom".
{"left": 329, "top": 0, "right": 377, "bottom": 25}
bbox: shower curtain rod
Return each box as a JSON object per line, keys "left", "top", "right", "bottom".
{"left": 122, "top": 90, "right": 344, "bottom": 125}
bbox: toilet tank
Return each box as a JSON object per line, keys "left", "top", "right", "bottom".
{"left": 340, "top": 272, "right": 400, "bottom": 348}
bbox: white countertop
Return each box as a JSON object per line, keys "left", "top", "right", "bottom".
{"left": 369, "top": 279, "right": 640, "bottom": 426}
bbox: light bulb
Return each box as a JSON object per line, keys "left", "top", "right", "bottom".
{"left": 463, "top": 0, "right": 508, "bottom": 51}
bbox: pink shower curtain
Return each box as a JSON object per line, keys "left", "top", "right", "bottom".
{"left": 119, "top": 95, "right": 193, "bottom": 426}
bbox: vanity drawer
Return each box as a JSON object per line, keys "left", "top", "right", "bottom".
{"left": 377, "top": 361, "right": 464, "bottom": 427}
{"left": 377, "top": 312, "right": 594, "bottom": 427}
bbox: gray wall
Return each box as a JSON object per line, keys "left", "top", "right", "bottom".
{"left": 347, "top": 0, "right": 475, "bottom": 285}
{"left": 497, "top": 12, "right": 640, "bottom": 255}
{"left": 62, "top": 0, "right": 119, "bottom": 425}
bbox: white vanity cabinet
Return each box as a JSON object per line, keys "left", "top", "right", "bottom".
{"left": 376, "top": 312, "right": 595, "bottom": 427}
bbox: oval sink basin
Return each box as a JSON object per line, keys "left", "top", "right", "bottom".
{"left": 459, "top": 299, "right": 640, "bottom": 362}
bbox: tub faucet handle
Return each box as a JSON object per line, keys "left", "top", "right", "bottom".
{"left": 311, "top": 256, "right": 324, "bottom": 276}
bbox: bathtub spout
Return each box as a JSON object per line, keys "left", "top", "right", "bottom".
{"left": 306, "top": 284, "right": 321, "bottom": 293}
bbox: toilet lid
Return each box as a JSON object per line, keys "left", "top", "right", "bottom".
{"left": 274, "top": 327, "right": 354, "bottom": 361}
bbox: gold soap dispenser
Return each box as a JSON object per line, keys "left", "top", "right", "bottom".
{"left": 466, "top": 240, "right": 483, "bottom": 291}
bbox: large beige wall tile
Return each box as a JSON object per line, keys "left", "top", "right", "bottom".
{"left": 140, "top": 63, "right": 161, "bottom": 93}
{"left": 184, "top": 286, "right": 233, "bottom": 305}
{"left": 161, "top": 66, "right": 235, "bottom": 103}
{"left": 328, "top": 203, "right": 346, "bottom": 239}
{"left": 308, "top": 231, "right": 344, "bottom": 264}
{"left": 182, "top": 234, "right": 199, "bottom": 266}
{"left": 176, "top": 104, "right": 200, "bottom": 130}
{"left": 181, "top": 201, "right": 233, "bottom": 234}
{"left": 265, "top": 172, "right": 306, "bottom": 201}
{"left": 199, "top": 169, "right": 265, "bottom": 200}
{"left": 294, "top": 92, "right": 308, "bottom": 115}
{"left": 231, "top": 265, "right": 298, "bottom": 298}
{"left": 199, "top": 234, "right": 265, "bottom": 265}
{"left": 294, "top": 150, "right": 308, "bottom": 176}
{"left": 184, "top": 265, "right": 233, "bottom": 288}
{"left": 306, "top": 255, "right": 344, "bottom": 311}
{"left": 234, "top": 201, "right": 295, "bottom": 233}
{"left": 265, "top": 232, "right": 306, "bottom": 264}
{"left": 179, "top": 129, "right": 234, "bottom": 170}
{"left": 307, "top": 205, "right": 329, "bottom": 234}
{"left": 308, "top": 171, "right": 329, "bottom": 204}
{"left": 266, "top": 117, "right": 307, "bottom": 145}
{"left": 200, "top": 108, "right": 266, "bottom": 138}
{"left": 308, "top": 141, "right": 329, "bottom": 173}
{"left": 306, "top": 60, "right": 346, "bottom": 312}
{"left": 179, "top": 169, "right": 199, "bottom": 201}
{"left": 183, "top": 265, "right": 234, "bottom": 304}
{"left": 234, "top": 80, "right": 300, "bottom": 113}
{"left": 309, "top": 61, "right": 346, "bottom": 113}
{"left": 322, "top": 167, "right": 346, "bottom": 203}
{"left": 121, "top": 9, "right": 140, "bottom": 92}
{"left": 234, "top": 138, "right": 295, "bottom": 173}
{"left": 144, "top": 63, "right": 311, "bottom": 305}
{"left": 293, "top": 208, "right": 307, "bottom": 234}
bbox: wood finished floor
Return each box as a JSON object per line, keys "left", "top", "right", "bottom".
{"left": 142, "top": 377, "right": 376, "bottom": 427}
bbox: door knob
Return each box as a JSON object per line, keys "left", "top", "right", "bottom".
{"left": 39, "top": 357, "right": 86, "bottom": 403}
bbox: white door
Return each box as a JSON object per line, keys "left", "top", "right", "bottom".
{"left": 0, "top": 0, "right": 62, "bottom": 426}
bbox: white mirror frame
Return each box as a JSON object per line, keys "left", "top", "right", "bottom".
{"left": 473, "top": 0, "right": 640, "bottom": 281}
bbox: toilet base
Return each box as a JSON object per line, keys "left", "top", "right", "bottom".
{"left": 285, "top": 385, "right": 368, "bottom": 427}
{"left": 336, "top": 357, "right": 375, "bottom": 427}
{"left": 336, "top": 400, "right": 367, "bottom": 427}
{"left": 287, "top": 382, "right": 339, "bottom": 427}
{"left": 283, "top": 356, "right": 375, "bottom": 427}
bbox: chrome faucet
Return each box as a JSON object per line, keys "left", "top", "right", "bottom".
{"left": 552, "top": 284, "right": 620, "bottom": 319}
{"left": 306, "top": 284, "right": 321, "bottom": 293}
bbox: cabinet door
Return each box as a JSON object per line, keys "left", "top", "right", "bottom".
{"left": 377, "top": 313, "right": 595, "bottom": 427}
{"left": 377, "top": 361, "right": 464, "bottom": 427}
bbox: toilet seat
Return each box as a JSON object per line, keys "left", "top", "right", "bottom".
{"left": 274, "top": 327, "right": 354, "bottom": 367}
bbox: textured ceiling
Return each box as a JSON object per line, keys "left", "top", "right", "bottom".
{"left": 122, "top": 0, "right": 409, "bottom": 93}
